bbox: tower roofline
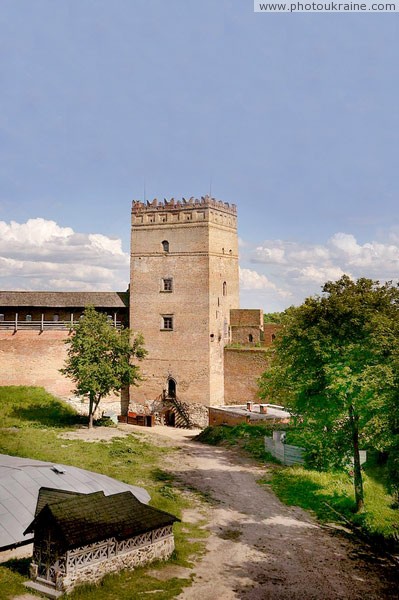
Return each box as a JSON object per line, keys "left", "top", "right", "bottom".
{"left": 131, "top": 195, "right": 237, "bottom": 216}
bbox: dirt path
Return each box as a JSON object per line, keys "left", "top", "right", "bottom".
{"left": 122, "top": 425, "right": 398, "bottom": 600}
{"left": 52, "top": 424, "right": 399, "bottom": 598}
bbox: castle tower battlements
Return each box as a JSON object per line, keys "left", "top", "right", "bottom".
{"left": 131, "top": 196, "right": 237, "bottom": 230}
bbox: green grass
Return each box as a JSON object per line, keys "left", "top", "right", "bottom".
{"left": 0, "top": 386, "right": 208, "bottom": 600}
{"left": 197, "top": 424, "right": 279, "bottom": 462}
{"left": 198, "top": 424, "right": 399, "bottom": 550}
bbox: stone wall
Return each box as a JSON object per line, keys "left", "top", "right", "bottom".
{"left": 224, "top": 347, "right": 269, "bottom": 405}
{"left": 127, "top": 399, "right": 208, "bottom": 429}
{"left": 61, "top": 535, "right": 175, "bottom": 593}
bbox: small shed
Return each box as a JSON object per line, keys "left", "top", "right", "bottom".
{"left": 24, "top": 487, "right": 179, "bottom": 596}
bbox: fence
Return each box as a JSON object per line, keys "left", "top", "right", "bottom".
{"left": 264, "top": 432, "right": 305, "bottom": 466}
{"left": 0, "top": 319, "right": 122, "bottom": 331}
{"left": 265, "top": 432, "right": 367, "bottom": 467}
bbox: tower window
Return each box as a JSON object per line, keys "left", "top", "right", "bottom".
{"left": 161, "top": 315, "right": 174, "bottom": 330}
{"left": 223, "top": 281, "right": 227, "bottom": 296}
{"left": 162, "top": 240, "right": 169, "bottom": 253}
{"left": 162, "top": 278, "right": 173, "bottom": 292}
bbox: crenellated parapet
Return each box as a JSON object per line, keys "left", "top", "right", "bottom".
{"left": 132, "top": 195, "right": 236, "bottom": 214}
{"left": 131, "top": 195, "right": 237, "bottom": 228}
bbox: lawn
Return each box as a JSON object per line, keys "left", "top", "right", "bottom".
{"left": 0, "top": 386, "right": 208, "bottom": 600}
{"left": 197, "top": 424, "right": 399, "bottom": 549}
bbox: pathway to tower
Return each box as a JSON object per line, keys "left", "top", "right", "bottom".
{"left": 57, "top": 424, "right": 398, "bottom": 599}
{"left": 132, "top": 425, "right": 398, "bottom": 600}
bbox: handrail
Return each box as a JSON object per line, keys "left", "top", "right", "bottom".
{"left": 0, "top": 320, "right": 123, "bottom": 331}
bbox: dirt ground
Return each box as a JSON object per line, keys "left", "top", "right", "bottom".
{"left": 13, "top": 425, "right": 399, "bottom": 600}
{"left": 121, "top": 425, "right": 399, "bottom": 600}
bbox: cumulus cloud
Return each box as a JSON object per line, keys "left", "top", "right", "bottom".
{"left": 239, "top": 268, "right": 292, "bottom": 299}
{"left": 0, "top": 218, "right": 129, "bottom": 291}
{"left": 244, "top": 231, "right": 399, "bottom": 310}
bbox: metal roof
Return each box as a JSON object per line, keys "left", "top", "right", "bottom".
{"left": 0, "top": 454, "right": 150, "bottom": 550}
{"left": 0, "top": 291, "right": 128, "bottom": 309}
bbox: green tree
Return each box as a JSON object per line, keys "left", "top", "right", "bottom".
{"left": 263, "top": 312, "right": 283, "bottom": 324}
{"left": 259, "top": 276, "right": 399, "bottom": 512}
{"left": 61, "top": 306, "right": 146, "bottom": 428}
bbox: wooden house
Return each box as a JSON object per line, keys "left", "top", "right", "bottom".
{"left": 24, "top": 487, "right": 179, "bottom": 596}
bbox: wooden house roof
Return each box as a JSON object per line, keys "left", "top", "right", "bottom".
{"left": 0, "top": 291, "right": 128, "bottom": 309}
{"left": 25, "top": 488, "right": 179, "bottom": 550}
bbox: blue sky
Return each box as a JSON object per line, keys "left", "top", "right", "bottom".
{"left": 1, "top": 1, "right": 398, "bottom": 310}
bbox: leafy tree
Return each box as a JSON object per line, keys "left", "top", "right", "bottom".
{"left": 61, "top": 306, "right": 146, "bottom": 428}
{"left": 259, "top": 276, "right": 399, "bottom": 512}
{"left": 263, "top": 312, "right": 283, "bottom": 324}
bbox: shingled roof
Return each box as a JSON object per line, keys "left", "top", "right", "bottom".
{"left": 24, "top": 488, "right": 179, "bottom": 550}
{"left": 0, "top": 291, "right": 128, "bottom": 308}
{"left": 0, "top": 454, "right": 150, "bottom": 551}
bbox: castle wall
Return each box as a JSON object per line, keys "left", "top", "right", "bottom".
{"left": 0, "top": 330, "right": 126, "bottom": 413}
{"left": 0, "top": 330, "right": 73, "bottom": 398}
{"left": 223, "top": 347, "right": 269, "bottom": 405}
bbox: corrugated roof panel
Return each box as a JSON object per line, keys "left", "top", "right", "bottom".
{"left": 1, "top": 512, "right": 24, "bottom": 539}
{"left": 0, "top": 526, "right": 14, "bottom": 547}
{"left": 0, "top": 454, "right": 150, "bottom": 550}
{"left": 0, "top": 484, "right": 12, "bottom": 500}
{"left": 0, "top": 502, "right": 9, "bottom": 515}
{"left": 2, "top": 497, "right": 32, "bottom": 524}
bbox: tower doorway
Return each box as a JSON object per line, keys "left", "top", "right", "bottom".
{"left": 167, "top": 378, "right": 176, "bottom": 399}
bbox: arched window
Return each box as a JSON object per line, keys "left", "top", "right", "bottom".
{"left": 53, "top": 314, "right": 59, "bottom": 322}
{"left": 162, "top": 240, "right": 169, "bottom": 253}
{"left": 26, "top": 314, "right": 32, "bottom": 322}
{"left": 271, "top": 334, "right": 276, "bottom": 341}
{"left": 222, "top": 281, "right": 227, "bottom": 296}
{"left": 248, "top": 334, "right": 253, "bottom": 343}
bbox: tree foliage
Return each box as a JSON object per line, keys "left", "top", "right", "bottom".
{"left": 259, "top": 276, "right": 399, "bottom": 511}
{"left": 61, "top": 306, "right": 146, "bottom": 428}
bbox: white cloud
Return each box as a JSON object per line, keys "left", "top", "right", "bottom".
{"left": 0, "top": 218, "right": 129, "bottom": 291}
{"left": 243, "top": 230, "right": 399, "bottom": 310}
{"left": 240, "top": 267, "right": 276, "bottom": 290}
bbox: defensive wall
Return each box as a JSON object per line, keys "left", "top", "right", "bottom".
{"left": 224, "top": 347, "right": 269, "bottom": 405}
{"left": 0, "top": 330, "right": 73, "bottom": 398}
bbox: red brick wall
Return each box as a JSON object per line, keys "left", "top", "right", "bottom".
{"left": 223, "top": 347, "right": 269, "bottom": 405}
{"left": 263, "top": 324, "right": 281, "bottom": 345}
{"left": 0, "top": 331, "right": 125, "bottom": 411}
{"left": 0, "top": 330, "right": 73, "bottom": 397}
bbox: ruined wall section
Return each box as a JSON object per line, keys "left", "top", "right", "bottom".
{"left": 223, "top": 347, "right": 269, "bottom": 405}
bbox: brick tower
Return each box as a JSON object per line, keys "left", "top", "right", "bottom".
{"left": 129, "top": 196, "right": 239, "bottom": 422}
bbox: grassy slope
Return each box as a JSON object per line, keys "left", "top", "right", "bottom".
{"left": 197, "top": 424, "right": 399, "bottom": 549}
{"left": 0, "top": 386, "right": 208, "bottom": 600}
